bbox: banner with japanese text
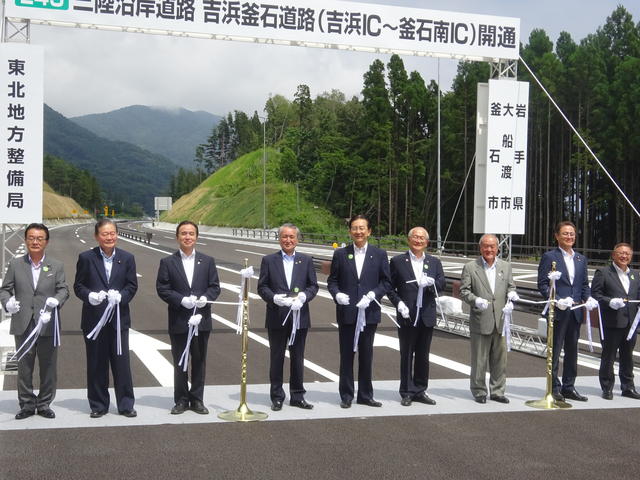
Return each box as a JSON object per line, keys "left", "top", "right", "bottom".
{"left": 473, "top": 79, "right": 529, "bottom": 235}
{"left": 0, "top": 43, "right": 44, "bottom": 224}
{"left": 5, "top": 0, "right": 519, "bottom": 60}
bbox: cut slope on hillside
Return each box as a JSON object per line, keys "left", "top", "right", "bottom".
{"left": 43, "top": 182, "right": 92, "bottom": 219}
{"left": 162, "top": 149, "right": 341, "bottom": 233}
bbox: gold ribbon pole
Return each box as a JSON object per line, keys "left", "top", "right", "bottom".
{"left": 218, "top": 259, "right": 268, "bottom": 422}
{"left": 526, "top": 261, "right": 571, "bottom": 409}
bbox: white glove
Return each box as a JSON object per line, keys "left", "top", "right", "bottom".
{"left": 556, "top": 297, "right": 574, "bottom": 311}
{"left": 397, "top": 301, "right": 410, "bottom": 319}
{"left": 356, "top": 295, "right": 371, "bottom": 309}
{"left": 502, "top": 301, "right": 514, "bottom": 314}
{"left": 290, "top": 298, "right": 303, "bottom": 311}
{"left": 609, "top": 298, "right": 626, "bottom": 310}
{"left": 181, "top": 295, "right": 197, "bottom": 309}
{"left": 585, "top": 296, "right": 599, "bottom": 311}
{"left": 88, "top": 291, "right": 106, "bottom": 306}
{"left": 39, "top": 310, "right": 52, "bottom": 324}
{"left": 188, "top": 314, "right": 202, "bottom": 327}
{"left": 195, "top": 295, "right": 208, "bottom": 308}
{"left": 45, "top": 297, "right": 59, "bottom": 309}
{"left": 418, "top": 275, "right": 435, "bottom": 288}
{"left": 507, "top": 291, "right": 520, "bottom": 302}
{"left": 475, "top": 297, "right": 489, "bottom": 310}
{"left": 5, "top": 296, "right": 20, "bottom": 314}
{"left": 273, "top": 294, "right": 288, "bottom": 307}
{"left": 107, "top": 289, "right": 122, "bottom": 305}
{"left": 240, "top": 266, "right": 254, "bottom": 278}
{"left": 297, "top": 292, "right": 307, "bottom": 304}
{"left": 335, "top": 292, "right": 350, "bottom": 306}
{"left": 548, "top": 271, "right": 562, "bottom": 281}
{"left": 366, "top": 291, "right": 376, "bottom": 301}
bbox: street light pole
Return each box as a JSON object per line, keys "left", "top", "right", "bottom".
{"left": 262, "top": 118, "right": 266, "bottom": 230}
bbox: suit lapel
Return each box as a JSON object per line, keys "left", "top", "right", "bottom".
{"left": 172, "top": 252, "right": 190, "bottom": 289}
{"left": 345, "top": 245, "right": 358, "bottom": 280}
{"left": 19, "top": 255, "right": 35, "bottom": 292}
{"left": 92, "top": 248, "right": 109, "bottom": 288}
{"left": 474, "top": 258, "right": 492, "bottom": 296}
{"left": 290, "top": 254, "right": 304, "bottom": 292}
{"left": 403, "top": 252, "right": 420, "bottom": 289}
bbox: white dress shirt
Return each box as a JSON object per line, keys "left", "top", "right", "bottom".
{"left": 408, "top": 250, "right": 424, "bottom": 281}
{"left": 180, "top": 249, "right": 196, "bottom": 288}
{"left": 560, "top": 248, "right": 576, "bottom": 285}
{"left": 100, "top": 248, "right": 115, "bottom": 281}
{"left": 613, "top": 263, "right": 631, "bottom": 295}
{"left": 354, "top": 243, "right": 367, "bottom": 278}
{"left": 482, "top": 257, "right": 497, "bottom": 294}
{"left": 28, "top": 254, "right": 45, "bottom": 289}
{"left": 281, "top": 251, "right": 295, "bottom": 289}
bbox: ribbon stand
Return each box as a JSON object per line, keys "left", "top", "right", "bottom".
{"left": 219, "top": 259, "right": 268, "bottom": 422}
{"left": 526, "top": 261, "right": 571, "bottom": 409}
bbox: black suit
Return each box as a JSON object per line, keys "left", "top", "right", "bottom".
{"left": 327, "top": 244, "right": 391, "bottom": 403}
{"left": 387, "top": 252, "right": 445, "bottom": 399}
{"left": 591, "top": 264, "right": 640, "bottom": 393}
{"left": 537, "top": 248, "right": 590, "bottom": 393}
{"left": 74, "top": 247, "right": 138, "bottom": 414}
{"left": 156, "top": 250, "right": 220, "bottom": 405}
{"left": 257, "top": 251, "right": 318, "bottom": 403}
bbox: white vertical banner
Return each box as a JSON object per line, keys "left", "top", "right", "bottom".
{"left": 0, "top": 43, "right": 44, "bottom": 224}
{"left": 473, "top": 79, "right": 529, "bottom": 235}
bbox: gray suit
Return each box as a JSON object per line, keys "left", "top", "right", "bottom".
{"left": 0, "top": 255, "right": 69, "bottom": 411}
{"left": 460, "top": 257, "right": 515, "bottom": 398}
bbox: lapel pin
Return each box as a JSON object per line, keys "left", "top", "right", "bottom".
{"left": 43, "top": 266, "right": 49, "bottom": 272}
{"left": 348, "top": 254, "right": 354, "bottom": 259}
{"left": 294, "top": 287, "right": 299, "bottom": 293}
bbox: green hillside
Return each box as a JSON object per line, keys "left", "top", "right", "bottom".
{"left": 162, "top": 149, "right": 342, "bottom": 233}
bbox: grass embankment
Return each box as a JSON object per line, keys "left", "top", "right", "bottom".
{"left": 162, "top": 149, "right": 342, "bottom": 233}
{"left": 43, "top": 182, "right": 92, "bottom": 219}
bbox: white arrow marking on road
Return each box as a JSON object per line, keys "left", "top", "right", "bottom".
{"left": 129, "top": 329, "right": 173, "bottom": 387}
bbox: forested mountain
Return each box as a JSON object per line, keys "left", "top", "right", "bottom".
{"left": 71, "top": 105, "right": 221, "bottom": 168}
{"left": 44, "top": 153, "right": 103, "bottom": 213}
{"left": 44, "top": 104, "right": 177, "bottom": 214}
{"left": 190, "top": 6, "right": 640, "bottom": 250}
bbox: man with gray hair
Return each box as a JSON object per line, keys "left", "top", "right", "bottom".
{"left": 388, "top": 227, "right": 445, "bottom": 406}
{"left": 257, "top": 223, "right": 319, "bottom": 411}
{"left": 460, "top": 234, "right": 517, "bottom": 404}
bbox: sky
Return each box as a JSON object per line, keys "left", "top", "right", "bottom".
{"left": 22, "top": 0, "right": 640, "bottom": 118}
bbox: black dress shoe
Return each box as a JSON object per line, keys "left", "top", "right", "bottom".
{"left": 340, "top": 400, "right": 352, "bottom": 409}
{"left": 37, "top": 408, "right": 56, "bottom": 419}
{"left": 171, "top": 402, "right": 189, "bottom": 415}
{"left": 621, "top": 389, "right": 640, "bottom": 400}
{"left": 602, "top": 391, "right": 613, "bottom": 400}
{"left": 561, "top": 388, "right": 588, "bottom": 402}
{"left": 190, "top": 401, "right": 209, "bottom": 414}
{"left": 552, "top": 392, "right": 565, "bottom": 402}
{"left": 90, "top": 410, "right": 107, "bottom": 418}
{"left": 356, "top": 399, "right": 382, "bottom": 407}
{"left": 15, "top": 409, "right": 35, "bottom": 420}
{"left": 474, "top": 396, "right": 487, "bottom": 404}
{"left": 412, "top": 393, "right": 436, "bottom": 405}
{"left": 271, "top": 400, "right": 283, "bottom": 411}
{"left": 490, "top": 395, "right": 510, "bottom": 404}
{"left": 400, "top": 397, "right": 412, "bottom": 406}
{"left": 120, "top": 409, "right": 137, "bottom": 418}
{"left": 290, "top": 399, "right": 314, "bottom": 410}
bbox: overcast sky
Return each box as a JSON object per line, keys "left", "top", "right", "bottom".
{"left": 27, "top": 0, "right": 640, "bottom": 118}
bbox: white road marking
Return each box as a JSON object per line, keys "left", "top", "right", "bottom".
{"left": 129, "top": 329, "right": 173, "bottom": 387}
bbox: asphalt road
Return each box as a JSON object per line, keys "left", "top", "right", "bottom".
{"left": 1, "top": 222, "right": 639, "bottom": 479}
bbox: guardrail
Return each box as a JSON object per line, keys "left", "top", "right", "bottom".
{"left": 118, "top": 227, "right": 153, "bottom": 244}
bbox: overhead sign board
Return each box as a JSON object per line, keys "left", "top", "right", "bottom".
{"left": 5, "top": 0, "right": 520, "bottom": 61}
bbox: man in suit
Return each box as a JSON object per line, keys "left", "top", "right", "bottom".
{"left": 156, "top": 220, "right": 221, "bottom": 415}
{"left": 257, "top": 223, "right": 319, "bottom": 411}
{"left": 591, "top": 243, "right": 640, "bottom": 400}
{"left": 387, "top": 227, "right": 445, "bottom": 406}
{"left": 537, "top": 221, "right": 597, "bottom": 402}
{"left": 74, "top": 219, "right": 138, "bottom": 418}
{"left": 327, "top": 214, "right": 391, "bottom": 408}
{"left": 0, "top": 223, "right": 69, "bottom": 420}
{"left": 460, "top": 234, "right": 517, "bottom": 404}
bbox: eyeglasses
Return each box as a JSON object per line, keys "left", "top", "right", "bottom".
{"left": 410, "top": 235, "right": 427, "bottom": 241}
{"left": 26, "top": 237, "right": 46, "bottom": 243}
{"left": 350, "top": 226, "right": 369, "bottom": 232}
{"left": 559, "top": 232, "right": 575, "bottom": 237}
